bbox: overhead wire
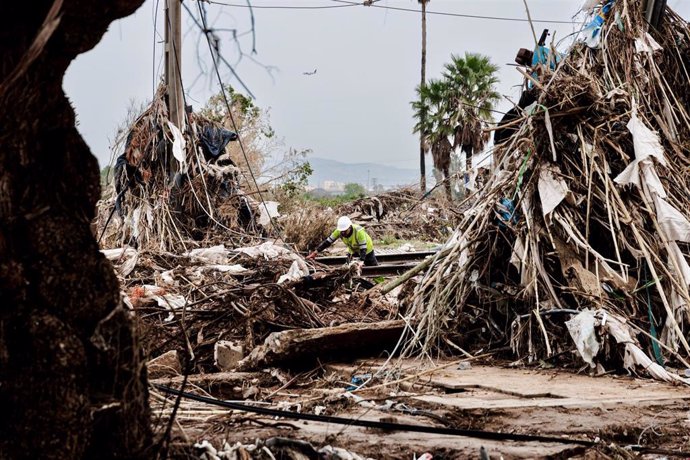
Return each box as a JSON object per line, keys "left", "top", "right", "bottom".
{"left": 174, "top": 1, "right": 280, "bottom": 241}
{"left": 196, "top": 0, "right": 284, "bottom": 240}
{"left": 210, "top": 0, "right": 575, "bottom": 24}
{"left": 205, "top": 0, "right": 357, "bottom": 10}
{"left": 181, "top": 0, "right": 256, "bottom": 99}
{"left": 330, "top": 0, "right": 575, "bottom": 23}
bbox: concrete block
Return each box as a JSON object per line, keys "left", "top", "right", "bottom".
{"left": 214, "top": 340, "right": 244, "bottom": 371}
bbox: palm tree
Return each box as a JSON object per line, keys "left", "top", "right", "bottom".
{"left": 412, "top": 52, "right": 499, "bottom": 199}
{"left": 443, "top": 53, "right": 500, "bottom": 170}
{"left": 418, "top": 0, "right": 430, "bottom": 193}
{"left": 413, "top": 79, "right": 453, "bottom": 198}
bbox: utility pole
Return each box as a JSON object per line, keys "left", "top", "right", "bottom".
{"left": 645, "top": 0, "right": 667, "bottom": 29}
{"left": 165, "top": 0, "right": 184, "bottom": 132}
{"left": 419, "top": 0, "right": 429, "bottom": 193}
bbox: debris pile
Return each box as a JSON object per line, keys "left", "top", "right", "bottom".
{"left": 104, "top": 242, "right": 396, "bottom": 373}
{"left": 405, "top": 1, "right": 690, "bottom": 381}
{"left": 276, "top": 203, "right": 337, "bottom": 252}
{"left": 96, "top": 87, "right": 266, "bottom": 251}
{"left": 337, "top": 188, "right": 460, "bottom": 242}
{"left": 192, "top": 438, "right": 373, "bottom": 460}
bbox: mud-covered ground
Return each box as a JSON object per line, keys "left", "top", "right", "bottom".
{"left": 153, "top": 359, "right": 690, "bottom": 459}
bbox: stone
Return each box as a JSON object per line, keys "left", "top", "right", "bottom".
{"left": 214, "top": 340, "right": 244, "bottom": 371}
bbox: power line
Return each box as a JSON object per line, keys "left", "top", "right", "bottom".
{"left": 210, "top": 0, "right": 575, "bottom": 24}
{"left": 331, "top": 0, "right": 575, "bottom": 24}
{"left": 355, "top": 0, "right": 576, "bottom": 24}
{"left": 206, "top": 0, "right": 358, "bottom": 10}
{"left": 196, "top": 1, "right": 283, "bottom": 239}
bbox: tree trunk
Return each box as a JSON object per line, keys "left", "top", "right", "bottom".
{"left": 443, "top": 164, "right": 452, "bottom": 200}
{"left": 0, "top": 1, "right": 150, "bottom": 459}
{"left": 419, "top": 0, "right": 428, "bottom": 193}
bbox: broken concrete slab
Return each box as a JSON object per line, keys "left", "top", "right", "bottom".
{"left": 147, "top": 350, "right": 181, "bottom": 378}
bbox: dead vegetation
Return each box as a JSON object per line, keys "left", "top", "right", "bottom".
{"left": 403, "top": 2, "right": 690, "bottom": 386}
{"left": 105, "top": 243, "right": 398, "bottom": 375}
{"left": 336, "top": 188, "right": 460, "bottom": 242}
{"left": 91, "top": 1, "right": 690, "bottom": 458}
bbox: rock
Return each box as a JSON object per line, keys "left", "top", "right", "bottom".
{"left": 214, "top": 340, "right": 244, "bottom": 371}
{"left": 147, "top": 350, "right": 181, "bottom": 378}
{"left": 457, "top": 362, "right": 472, "bottom": 371}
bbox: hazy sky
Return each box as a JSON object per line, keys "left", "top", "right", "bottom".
{"left": 64, "top": 0, "right": 690, "bottom": 170}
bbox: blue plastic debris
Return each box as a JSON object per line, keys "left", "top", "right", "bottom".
{"left": 346, "top": 374, "right": 372, "bottom": 391}
{"left": 584, "top": 0, "right": 615, "bottom": 47}
{"left": 497, "top": 197, "right": 519, "bottom": 228}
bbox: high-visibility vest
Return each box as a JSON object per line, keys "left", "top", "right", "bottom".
{"left": 328, "top": 224, "right": 374, "bottom": 255}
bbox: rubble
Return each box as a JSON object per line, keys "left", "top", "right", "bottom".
{"left": 147, "top": 350, "right": 182, "bottom": 379}
{"left": 214, "top": 340, "right": 244, "bottom": 371}
{"left": 105, "top": 240, "right": 397, "bottom": 374}
{"left": 151, "top": 372, "right": 273, "bottom": 400}
{"left": 337, "top": 188, "right": 460, "bottom": 242}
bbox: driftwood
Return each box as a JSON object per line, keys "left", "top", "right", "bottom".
{"left": 238, "top": 320, "right": 405, "bottom": 370}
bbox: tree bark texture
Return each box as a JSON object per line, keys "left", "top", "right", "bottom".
{"left": 0, "top": 1, "right": 149, "bottom": 459}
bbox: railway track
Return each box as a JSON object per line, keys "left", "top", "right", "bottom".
{"left": 315, "top": 250, "right": 438, "bottom": 278}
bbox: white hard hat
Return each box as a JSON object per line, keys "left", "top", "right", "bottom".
{"left": 337, "top": 216, "right": 352, "bottom": 231}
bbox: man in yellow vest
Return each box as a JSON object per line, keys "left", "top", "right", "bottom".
{"left": 307, "top": 216, "right": 378, "bottom": 266}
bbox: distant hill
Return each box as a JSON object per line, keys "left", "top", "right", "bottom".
{"left": 306, "top": 157, "right": 426, "bottom": 189}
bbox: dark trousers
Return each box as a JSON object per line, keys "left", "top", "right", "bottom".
{"left": 363, "top": 250, "right": 378, "bottom": 266}
{"left": 348, "top": 251, "right": 378, "bottom": 266}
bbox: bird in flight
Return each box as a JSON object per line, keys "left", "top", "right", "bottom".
{"left": 303, "top": 69, "right": 317, "bottom": 76}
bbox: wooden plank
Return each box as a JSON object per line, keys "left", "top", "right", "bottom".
{"left": 238, "top": 320, "right": 405, "bottom": 370}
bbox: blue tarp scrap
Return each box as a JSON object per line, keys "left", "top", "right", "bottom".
{"left": 584, "top": 0, "right": 616, "bottom": 46}
{"left": 497, "top": 197, "right": 519, "bottom": 228}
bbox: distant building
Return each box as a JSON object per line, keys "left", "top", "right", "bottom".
{"left": 322, "top": 180, "right": 345, "bottom": 192}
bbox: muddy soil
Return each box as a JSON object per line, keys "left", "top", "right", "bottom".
{"left": 155, "top": 359, "right": 690, "bottom": 459}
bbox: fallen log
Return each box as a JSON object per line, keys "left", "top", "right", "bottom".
{"left": 238, "top": 320, "right": 405, "bottom": 370}
{"left": 150, "top": 372, "right": 274, "bottom": 399}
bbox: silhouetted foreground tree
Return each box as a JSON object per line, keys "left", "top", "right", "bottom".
{"left": 0, "top": 1, "right": 150, "bottom": 458}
